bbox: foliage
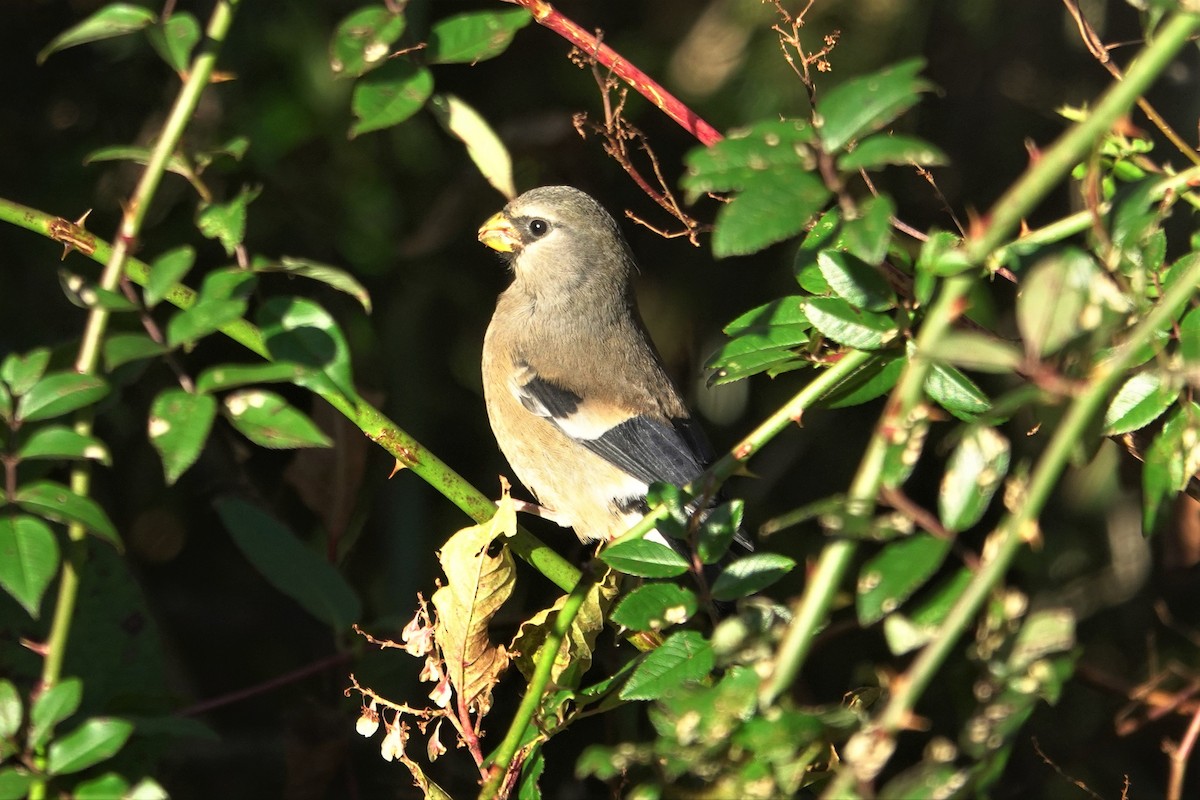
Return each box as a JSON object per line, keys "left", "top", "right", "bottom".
{"left": 2, "top": 1, "right": 1200, "bottom": 799}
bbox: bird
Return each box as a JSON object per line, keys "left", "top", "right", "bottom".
{"left": 478, "top": 185, "right": 747, "bottom": 557}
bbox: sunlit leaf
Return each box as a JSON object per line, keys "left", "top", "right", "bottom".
{"left": 250, "top": 256, "right": 372, "bottom": 313}
{"left": 817, "top": 250, "right": 895, "bottom": 311}
{"left": 817, "top": 58, "right": 931, "bottom": 151}
{"left": 147, "top": 12, "right": 200, "bottom": 74}
{"left": 16, "top": 373, "right": 109, "bottom": 423}
{"left": 619, "top": 630, "right": 713, "bottom": 701}
{"left": 711, "top": 553, "right": 796, "bottom": 601}
{"left": 426, "top": 9, "right": 532, "bottom": 64}
{"left": 601, "top": 539, "right": 689, "bottom": 578}
{"left": 857, "top": 534, "right": 951, "bottom": 625}
{"left": 223, "top": 390, "right": 332, "bottom": 449}
{"left": 329, "top": 6, "right": 406, "bottom": 78}
{"left": 837, "top": 133, "right": 948, "bottom": 171}
{"left": 611, "top": 584, "right": 698, "bottom": 632}
{"left": 430, "top": 93, "right": 515, "bottom": 200}
{"left": 145, "top": 246, "right": 195, "bottom": 308}
{"left": 1104, "top": 371, "right": 1179, "bottom": 435}
{"left": 350, "top": 60, "right": 433, "bottom": 137}
{"left": 103, "top": 333, "right": 169, "bottom": 371}
{"left": 939, "top": 426, "right": 1010, "bottom": 532}
{"left": 196, "top": 185, "right": 261, "bottom": 256}
{"left": 1, "top": 348, "right": 51, "bottom": 396}
{"left": 38, "top": 4, "right": 157, "bottom": 64}
{"left": 29, "top": 677, "right": 82, "bottom": 750}
{"left": 14, "top": 481, "right": 121, "bottom": 549}
{"left": 196, "top": 362, "right": 309, "bottom": 393}
{"left": 17, "top": 425, "right": 110, "bottom": 465}
{"left": 803, "top": 296, "right": 898, "bottom": 350}
{"left": 149, "top": 389, "right": 217, "bottom": 484}
{"left": 47, "top": 717, "right": 133, "bottom": 775}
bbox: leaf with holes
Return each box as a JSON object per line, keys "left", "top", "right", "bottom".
{"left": 149, "top": 389, "right": 217, "bottom": 484}
{"left": 939, "top": 427, "right": 1010, "bottom": 532}
{"left": 329, "top": 6, "right": 406, "bottom": 78}
{"left": 857, "top": 534, "right": 951, "bottom": 625}
{"left": 223, "top": 390, "right": 332, "bottom": 449}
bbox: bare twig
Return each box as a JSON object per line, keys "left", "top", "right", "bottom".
{"left": 1166, "top": 701, "right": 1200, "bottom": 800}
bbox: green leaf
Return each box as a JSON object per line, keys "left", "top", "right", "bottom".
{"left": 817, "top": 58, "right": 931, "bottom": 151}
{"left": 610, "top": 584, "right": 698, "bottom": 632}
{"left": 17, "top": 425, "right": 110, "bottom": 464}
{"left": 1142, "top": 404, "right": 1200, "bottom": 534}
{"left": 145, "top": 246, "right": 195, "bottom": 308}
{"left": 711, "top": 553, "right": 796, "bottom": 601}
{"left": 0, "top": 768, "right": 32, "bottom": 800}
{"left": 215, "top": 496, "right": 362, "bottom": 629}
{"left": 1, "top": 348, "right": 51, "bottom": 396}
{"left": 600, "top": 539, "right": 689, "bottom": 578}
{"left": 723, "top": 297, "right": 810, "bottom": 336}
{"left": 1104, "top": 371, "right": 1179, "bottom": 435}
{"left": 166, "top": 299, "right": 248, "bottom": 347}
{"left": 924, "top": 361, "right": 991, "bottom": 419}
{"left": 820, "top": 352, "right": 904, "bottom": 409}
{"left": 682, "top": 120, "right": 829, "bottom": 257}
{"left": 223, "top": 390, "right": 333, "bottom": 449}
{"left": 15, "top": 481, "right": 121, "bottom": 550}
{"left": 149, "top": 389, "right": 217, "bottom": 484}
{"left": 882, "top": 568, "right": 972, "bottom": 655}
{"left": 196, "top": 185, "right": 261, "bottom": 256}
{"left": 879, "top": 763, "right": 969, "bottom": 800}
{"left": 196, "top": 362, "right": 309, "bottom": 393}
{"left": 803, "top": 296, "right": 898, "bottom": 350}
{"left": 619, "top": 630, "right": 714, "bottom": 701}
{"left": 915, "top": 230, "right": 971, "bottom": 277}
{"left": 837, "top": 133, "right": 948, "bottom": 171}
{"left": 427, "top": 9, "right": 532, "bottom": 64}
{"left": 257, "top": 297, "right": 358, "bottom": 401}
{"left": 817, "top": 250, "right": 895, "bottom": 311}
{"left": 706, "top": 345, "right": 802, "bottom": 386}
{"left": 939, "top": 427, "right": 1010, "bottom": 532}
{"left": 84, "top": 145, "right": 192, "bottom": 178}
{"left": 841, "top": 194, "right": 896, "bottom": 265}
{"left": 16, "top": 373, "right": 109, "bottom": 423}
{"left": 430, "top": 93, "right": 516, "bottom": 201}
{"left": 46, "top": 717, "right": 133, "bottom": 775}
{"left": 29, "top": 677, "right": 83, "bottom": 750}
{"left": 1017, "top": 249, "right": 1127, "bottom": 357}
{"left": 146, "top": 12, "right": 200, "bottom": 74}
{"left": 1180, "top": 307, "right": 1200, "bottom": 365}
{"left": 73, "top": 773, "right": 131, "bottom": 800}
{"left": 37, "top": 3, "right": 157, "bottom": 64}
{"left": 250, "top": 256, "right": 372, "bottom": 313}
{"left": 0, "top": 383, "right": 11, "bottom": 425}
{"left": 103, "top": 332, "right": 169, "bottom": 371}
{"left": 697, "top": 501, "right": 744, "bottom": 565}
{"left": 856, "top": 533, "right": 952, "bottom": 625}
{"left": 350, "top": 60, "right": 434, "bottom": 137}
{"left": 0, "top": 680, "right": 21, "bottom": 739}
{"left": 58, "top": 269, "right": 139, "bottom": 311}
{"left": 329, "top": 6, "right": 407, "bottom": 78}
{"left": 921, "top": 331, "right": 1022, "bottom": 373}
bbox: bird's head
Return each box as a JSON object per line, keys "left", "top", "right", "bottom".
{"left": 478, "top": 186, "right": 635, "bottom": 297}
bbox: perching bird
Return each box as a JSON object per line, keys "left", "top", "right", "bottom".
{"left": 478, "top": 185, "right": 746, "bottom": 554}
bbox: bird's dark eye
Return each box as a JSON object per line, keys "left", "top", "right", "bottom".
{"left": 528, "top": 218, "right": 549, "bottom": 238}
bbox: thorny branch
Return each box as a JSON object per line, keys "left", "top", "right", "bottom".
{"left": 571, "top": 49, "right": 708, "bottom": 245}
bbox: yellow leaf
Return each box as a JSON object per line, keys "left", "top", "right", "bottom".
{"left": 511, "top": 570, "right": 620, "bottom": 690}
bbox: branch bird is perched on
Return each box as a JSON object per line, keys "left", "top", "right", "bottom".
{"left": 478, "top": 186, "right": 748, "bottom": 556}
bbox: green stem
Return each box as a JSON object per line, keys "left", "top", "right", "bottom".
{"left": 762, "top": 8, "right": 1200, "bottom": 716}
{"left": 478, "top": 573, "right": 595, "bottom": 800}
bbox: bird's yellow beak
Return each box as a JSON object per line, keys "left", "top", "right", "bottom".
{"left": 478, "top": 212, "right": 520, "bottom": 253}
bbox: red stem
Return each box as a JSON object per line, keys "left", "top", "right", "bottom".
{"left": 511, "top": 0, "right": 723, "bottom": 146}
